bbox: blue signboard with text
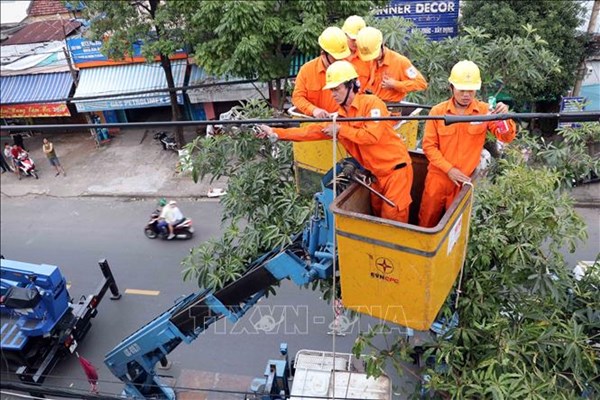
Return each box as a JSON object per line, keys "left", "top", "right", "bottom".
{"left": 559, "top": 96, "right": 586, "bottom": 129}
{"left": 375, "top": 0, "right": 459, "bottom": 41}
{"left": 66, "top": 38, "right": 146, "bottom": 64}
{"left": 66, "top": 38, "right": 185, "bottom": 65}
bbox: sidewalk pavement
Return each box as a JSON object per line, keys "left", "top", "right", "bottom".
{"left": 1, "top": 128, "right": 598, "bottom": 207}
{"left": 0, "top": 128, "right": 228, "bottom": 200}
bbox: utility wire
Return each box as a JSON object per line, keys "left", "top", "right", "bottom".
{"left": 1, "top": 111, "right": 598, "bottom": 132}
{"left": 1, "top": 77, "right": 263, "bottom": 106}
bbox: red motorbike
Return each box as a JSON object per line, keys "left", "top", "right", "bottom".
{"left": 16, "top": 151, "right": 38, "bottom": 179}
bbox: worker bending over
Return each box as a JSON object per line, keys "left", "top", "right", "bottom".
{"left": 292, "top": 27, "right": 353, "bottom": 118}
{"left": 258, "top": 61, "right": 413, "bottom": 223}
{"left": 356, "top": 27, "right": 427, "bottom": 103}
{"left": 418, "top": 60, "right": 517, "bottom": 228}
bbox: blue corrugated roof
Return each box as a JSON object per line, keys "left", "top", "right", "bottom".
{"left": 0, "top": 72, "right": 73, "bottom": 105}
{"left": 72, "top": 60, "right": 186, "bottom": 112}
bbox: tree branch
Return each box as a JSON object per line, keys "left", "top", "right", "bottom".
{"left": 131, "top": 0, "right": 151, "bottom": 14}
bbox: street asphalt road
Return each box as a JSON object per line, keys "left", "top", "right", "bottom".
{"left": 1, "top": 197, "right": 419, "bottom": 399}
{"left": 1, "top": 197, "right": 597, "bottom": 399}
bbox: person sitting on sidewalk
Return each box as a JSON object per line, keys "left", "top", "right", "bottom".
{"left": 159, "top": 201, "right": 184, "bottom": 239}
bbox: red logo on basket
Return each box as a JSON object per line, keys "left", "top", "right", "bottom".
{"left": 376, "top": 258, "right": 394, "bottom": 274}
{"left": 371, "top": 257, "right": 399, "bottom": 284}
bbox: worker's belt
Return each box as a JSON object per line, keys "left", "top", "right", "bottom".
{"left": 393, "top": 163, "right": 407, "bottom": 171}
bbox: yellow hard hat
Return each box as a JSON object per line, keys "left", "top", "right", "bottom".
{"left": 448, "top": 60, "right": 481, "bottom": 90}
{"left": 323, "top": 61, "right": 358, "bottom": 90}
{"left": 356, "top": 26, "right": 383, "bottom": 61}
{"left": 342, "top": 15, "right": 366, "bottom": 39}
{"left": 318, "top": 27, "right": 351, "bottom": 60}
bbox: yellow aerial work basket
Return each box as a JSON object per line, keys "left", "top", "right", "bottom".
{"left": 289, "top": 106, "right": 422, "bottom": 194}
{"left": 331, "top": 152, "right": 475, "bottom": 331}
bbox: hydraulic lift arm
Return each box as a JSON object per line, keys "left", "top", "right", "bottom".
{"left": 104, "top": 178, "right": 339, "bottom": 399}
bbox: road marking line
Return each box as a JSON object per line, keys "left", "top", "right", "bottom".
{"left": 125, "top": 289, "right": 160, "bottom": 296}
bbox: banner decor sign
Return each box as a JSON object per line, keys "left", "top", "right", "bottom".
{"left": 375, "top": 0, "right": 459, "bottom": 41}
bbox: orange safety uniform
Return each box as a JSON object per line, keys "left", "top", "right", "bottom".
{"left": 292, "top": 57, "right": 339, "bottom": 115}
{"left": 365, "top": 47, "right": 427, "bottom": 103}
{"left": 274, "top": 93, "right": 413, "bottom": 223}
{"left": 418, "top": 98, "right": 517, "bottom": 228}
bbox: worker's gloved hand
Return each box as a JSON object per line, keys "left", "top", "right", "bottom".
{"left": 255, "top": 125, "right": 278, "bottom": 142}
{"left": 312, "top": 108, "right": 330, "bottom": 119}
{"left": 447, "top": 167, "right": 471, "bottom": 187}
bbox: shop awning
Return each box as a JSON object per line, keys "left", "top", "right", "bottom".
{"left": 72, "top": 61, "right": 186, "bottom": 112}
{"left": 187, "top": 65, "right": 268, "bottom": 104}
{"left": 0, "top": 72, "right": 73, "bottom": 118}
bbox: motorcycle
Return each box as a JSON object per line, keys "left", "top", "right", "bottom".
{"left": 153, "top": 131, "right": 178, "bottom": 151}
{"left": 16, "top": 151, "right": 38, "bottom": 179}
{"left": 144, "top": 209, "right": 194, "bottom": 240}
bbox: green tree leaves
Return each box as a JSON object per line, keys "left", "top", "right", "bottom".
{"left": 371, "top": 18, "right": 561, "bottom": 108}
{"left": 185, "top": 0, "right": 386, "bottom": 107}
{"left": 181, "top": 100, "right": 313, "bottom": 291}
{"left": 460, "top": 0, "right": 587, "bottom": 102}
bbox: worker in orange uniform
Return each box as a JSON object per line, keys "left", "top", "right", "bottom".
{"left": 356, "top": 27, "right": 427, "bottom": 103}
{"left": 258, "top": 61, "right": 413, "bottom": 223}
{"left": 292, "top": 27, "right": 351, "bottom": 118}
{"left": 418, "top": 60, "right": 517, "bottom": 228}
{"left": 341, "top": 15, "right": 371, "bottom": 90}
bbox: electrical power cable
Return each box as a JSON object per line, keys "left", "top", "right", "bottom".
{"left": 1, "top": 111, "right": 598, "bottom": 132}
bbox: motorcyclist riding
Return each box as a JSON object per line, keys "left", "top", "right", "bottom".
{"left": 159, "top": 200, "right": 184, "bottom": 240}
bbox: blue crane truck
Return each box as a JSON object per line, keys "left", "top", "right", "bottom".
{"left": 0, "top": 257, "right": 121, "bottom": 384}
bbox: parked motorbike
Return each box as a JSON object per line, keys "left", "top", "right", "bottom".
{"left": 153, "top": 131, "right": 178, "bottom": 151}
{"left": 16, "top": 151, "right": 38, "bottom": 179}
{"left": 144, "top": 209, "right": 194, "bottom": 240}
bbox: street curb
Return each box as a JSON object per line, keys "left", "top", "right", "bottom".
{"left": 572, "top": 201, "right": 600, "bottom": 209}
{"left": 1, "top": 191, "right": 222, "bottom": 202}
{"left": 79, "top": 193, "right": 222, "bottom": 202}
{"left": 2, "top": 190, "right": 598, "bottom": 207}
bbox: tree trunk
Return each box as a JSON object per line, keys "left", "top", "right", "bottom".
{"left": 159, "top": 53, "right": 185, "bottom": 147}
{"left": 148, "top": 0, "right": 185, "bottom": 147}
{"left": 572, "top": 0, "right": 599, "bottom": 96}
{"left": 276, "top": 78, "right": 286, "bottom": 110}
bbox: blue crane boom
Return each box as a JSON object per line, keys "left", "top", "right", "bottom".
{"left": 104, "top": 171, "right": 339, "bottom": 399}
